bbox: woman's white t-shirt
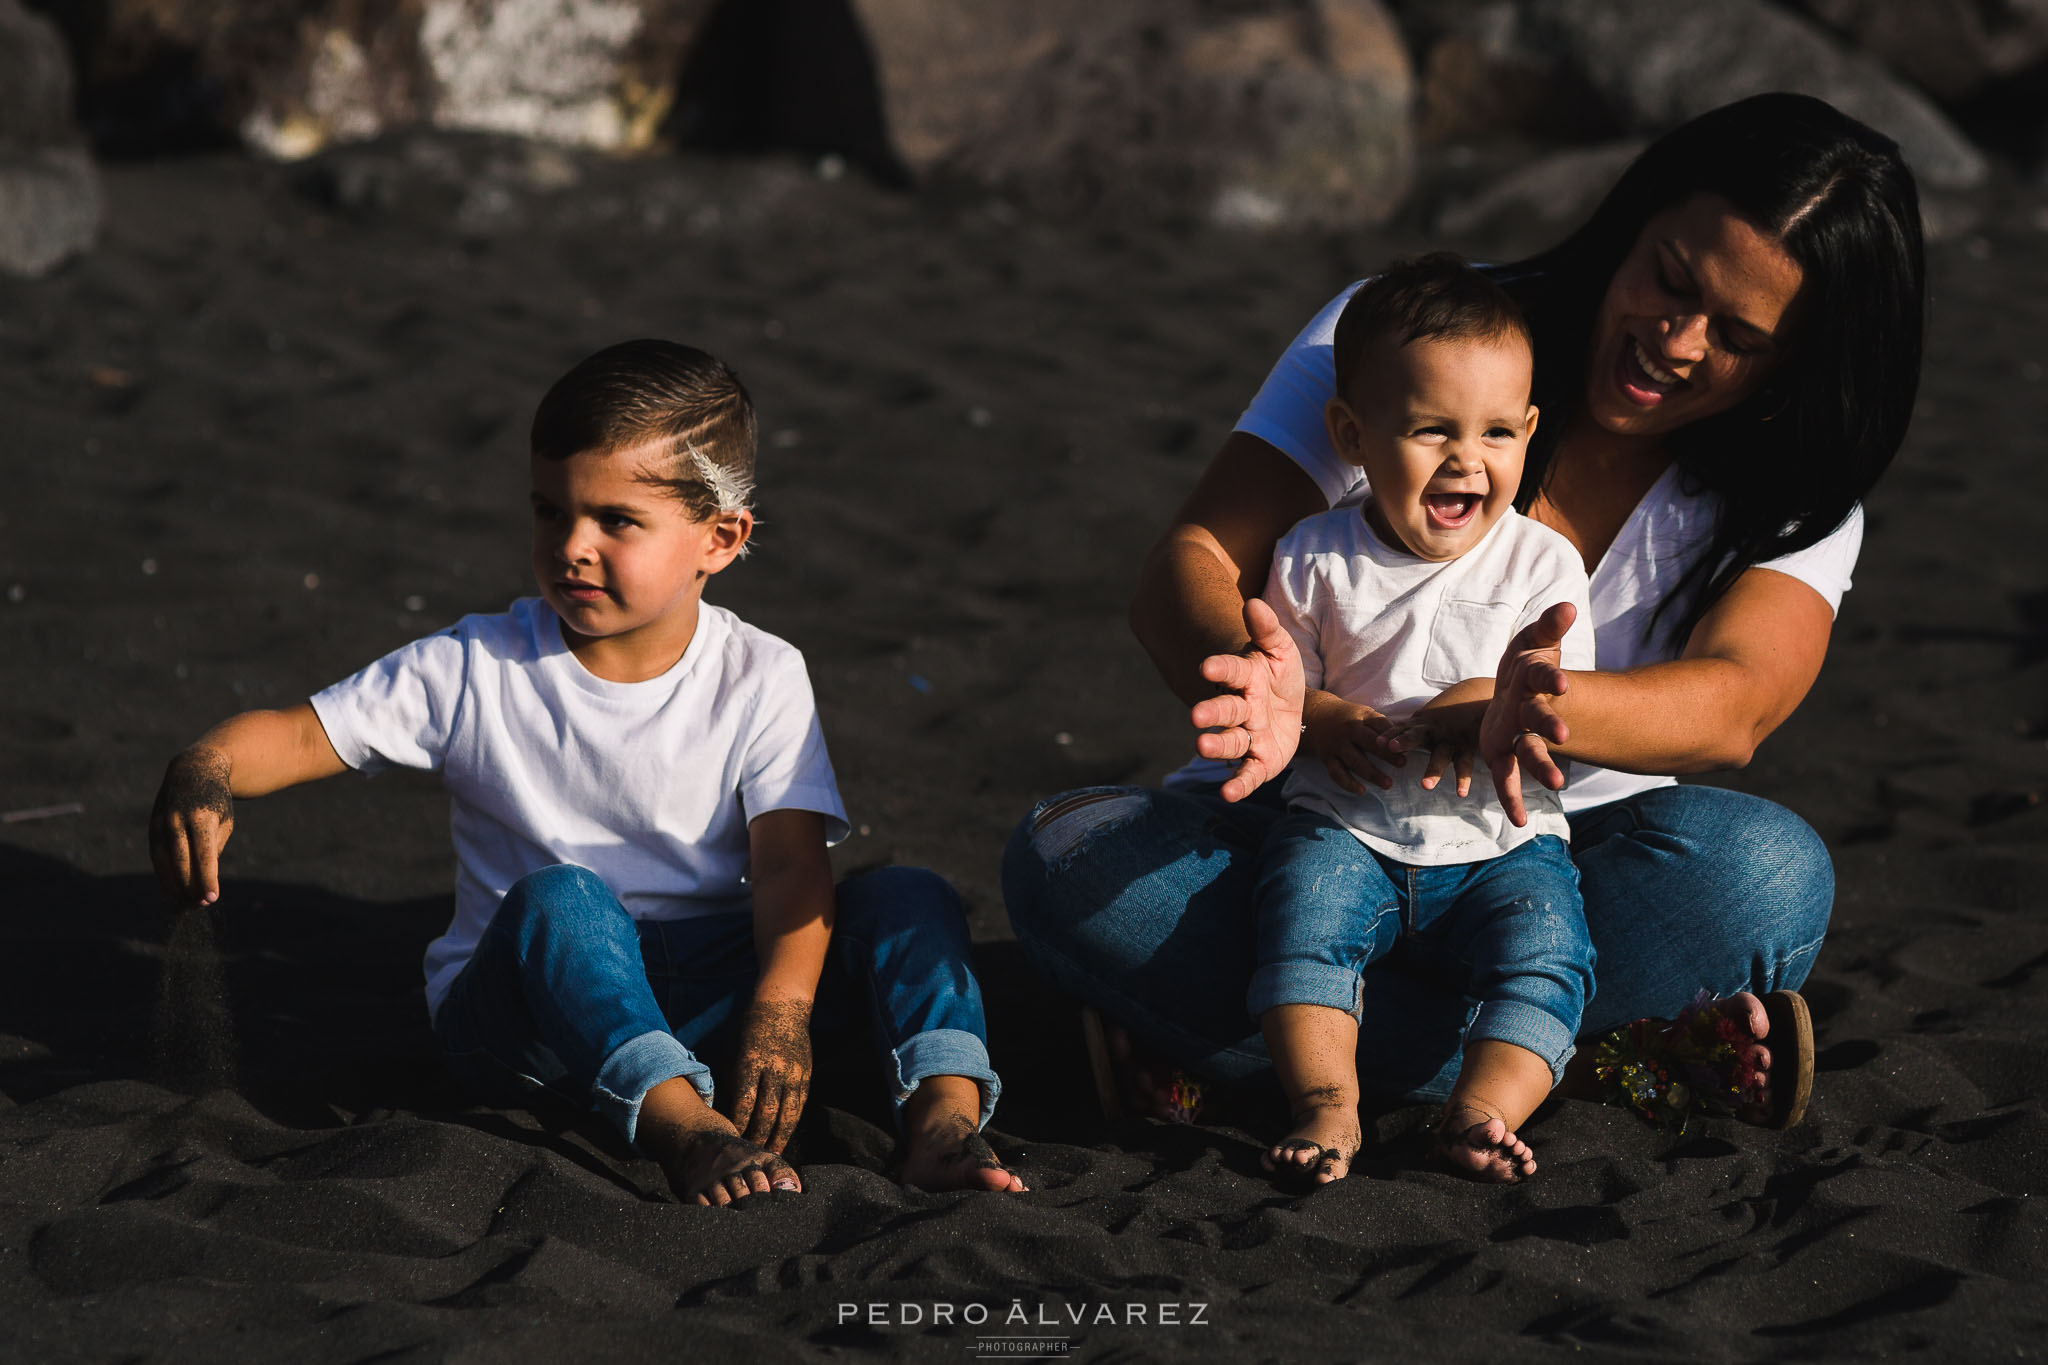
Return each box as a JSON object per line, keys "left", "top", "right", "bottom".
{"left": 1176, "top": 280, "right": 1863, "bottom": 813}
{"left": 310, "top": 597, "right": 850, "bottom": 1018}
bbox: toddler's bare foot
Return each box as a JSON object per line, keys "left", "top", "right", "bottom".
{"left": 1262, "top": 1102, "right": 1361, "bottom": 1185}
{"left": 900, "top": 1076, "right": 1026, "bottom": 1193}
{"left": 1434, "top": 1104, "right": 1536, "bottom": 1183}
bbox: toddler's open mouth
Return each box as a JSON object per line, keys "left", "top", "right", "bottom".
{"left": 1422, "top": 493, "right": 1481, "bottom": 529}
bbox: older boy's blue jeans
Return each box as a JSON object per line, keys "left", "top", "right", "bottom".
{"left": 1250, "top": 811, "right": 1590, "bottom": 1083}
{"left": 431, "top": 863, "right": 1000, "bottom": 1148}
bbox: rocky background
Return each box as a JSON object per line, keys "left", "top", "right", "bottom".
{"left": 6, "top": 0, "right": 2048, "bottom": 279}
{"left": 4, "top": 2, "right": 2048, "bottom": 1362}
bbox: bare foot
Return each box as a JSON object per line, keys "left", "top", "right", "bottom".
{"left": 1434, "top": 1104, "right": 1536, "bottom": 1183}
{"left": 1717, "top": 991, "right": 1778, "bottom": 1122}
{"left": 1261, "top": 1102, "right": 1362, "bottom": 1185}
{"left": 636, "top": 1075, "right": 800, "bottom": 1206}
{"left": 670, "top": 1130, "right": 802, "bottom": 1206}
{"left": 900, "top": 1076, "right": 1026, "bottom": 1193}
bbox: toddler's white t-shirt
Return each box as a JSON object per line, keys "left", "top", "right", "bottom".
{"left": 1267, "top": 506, "right": 1596, "bottom": 864}
{"left": 309, "top": 597, "right": 849, "bottom": 1019}
{"left": 1210, "top": 279, "right": 1864, "bottom": 813}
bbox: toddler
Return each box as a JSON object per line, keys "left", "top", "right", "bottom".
{"left": 1250, "top": 255, "right": 1596, "bottom": 1183}
{"left": 148, "top": 340, "right": 1025, "bottom": 1204}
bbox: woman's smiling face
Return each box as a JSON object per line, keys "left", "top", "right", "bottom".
{"left": 1584, "top": 193, "right": 1807, "bottom": 440}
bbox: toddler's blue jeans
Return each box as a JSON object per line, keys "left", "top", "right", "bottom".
{"left": 1249, "top": 810, "right": 1591, "bottom": 1083}
{"left": 431, "top": 863, "right": 1000, "bottom": 1149}
{"left": 1004, "top": 781, "right": 1831, "bottom": 1102}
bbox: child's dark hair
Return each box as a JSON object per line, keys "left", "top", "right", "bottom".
{"left": 1331, "top": 252, "right": 1533, "bottom": 403}
{"left": 531, "top": 340, "right": 757, "bottom": 522}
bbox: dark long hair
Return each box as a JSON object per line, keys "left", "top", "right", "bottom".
{"left": 1494, "top": 93, "right": 1926, "bottom": 642}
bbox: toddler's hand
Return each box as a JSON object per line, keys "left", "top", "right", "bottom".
{"left": 148, "top": 747, "right": 235, "bottom": 907}
{"left": 732, "top": 996, "right": 813, "bottom": 1153}
{"left": 1302, "top": 695, "right": 1405, "bottom": 796}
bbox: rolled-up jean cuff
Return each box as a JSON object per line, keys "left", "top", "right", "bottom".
{"left": 892, "top": 1028, "right": 1002, "bottom": 1130}
{"left": 593, "top": 1030, "right": 711, "bottom": 1148}
{"left": 1467, "top": 1000, "right": 1578, "bottom": 1084}
{"left": 1247, "top": 961, "right": 1362, "bottom": 1021}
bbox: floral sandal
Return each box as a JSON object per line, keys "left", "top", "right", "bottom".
{"left": 1595, "top": 989, "right": 1813, "bottom": 1132}
{"left": 1080, "top": 1005, "right": 1206, "bottom": 1124}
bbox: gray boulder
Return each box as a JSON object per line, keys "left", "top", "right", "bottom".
{"left": 63, "top": 0, "right": 713, "bottom": 160}
{"left": 1404, "top": 0, "right": 1988, "bottom": 191}
{"left": 1792, "top": 0, "right": 2048, "bottom": 104}
{"left": 1432, "top": 139, "right": 1644, "bottom": 241}
{"left": 849, "top": 0, "right": 1418, "bottom": 229}
{"left": 0, "top": 0, "right": 99, "bottom": 276}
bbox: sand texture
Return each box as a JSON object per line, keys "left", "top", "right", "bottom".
{"left": 3, "top": 144, "right": 2047, "bottom": 1361}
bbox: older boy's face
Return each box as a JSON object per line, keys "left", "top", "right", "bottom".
{"left": 529, "top": 444, "right": 745, "bottom": 659}
{"left": 1326, "top": 334, "right": 1537, "bottom": 562}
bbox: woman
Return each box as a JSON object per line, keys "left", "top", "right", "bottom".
{"left": 1002, "top": 93, "right": 1924, "bottom": 1110}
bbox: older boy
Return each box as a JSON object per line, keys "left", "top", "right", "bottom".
{"left": 1249, "top": 256, "right": 1596, "bottom": 1184}
{"left": 148, "top": 341, "right": 1023, "bottom": 1204}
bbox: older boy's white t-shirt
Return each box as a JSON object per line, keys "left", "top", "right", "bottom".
{"left": 1268, "top": 506, "right": 1596, "bottom": 864}
{"left": 309, "top": 597, "right": 850, "bottom": 1019}
{"left": 1219, "top": 279, "right": 1864, "bottom": 813}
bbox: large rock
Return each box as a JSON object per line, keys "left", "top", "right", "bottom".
{"left": 50, "top": 0, "right": 714, "bottom": 160}
{"left": 0, "top": 0, "right": 99, "bottom": 275}
{"left": 1792, "top": 0, "right": 2048, "bottom": 104}
{"left": 1432, "top": 139, "right": 1644, "bottom": 240}
{"left": 1399, "top": 0, "right": 1988, "bottom": 191}
{"left": 848, "top": 0, "right": 1417, "bottom": 229}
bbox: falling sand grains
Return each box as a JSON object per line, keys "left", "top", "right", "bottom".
{"left": 151, "top": 901, "right": 240, "bottom": 1090}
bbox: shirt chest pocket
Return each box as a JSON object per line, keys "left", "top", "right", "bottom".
{"left": 1420, "top": 598, "right": 1517, "bottom": 689}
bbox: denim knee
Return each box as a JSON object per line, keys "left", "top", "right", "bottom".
{"left": 1745, "top": 800, "right": 1834, "bottom": 931}
{"left": 498, "top": 864, "right": 623, "bottom": 940}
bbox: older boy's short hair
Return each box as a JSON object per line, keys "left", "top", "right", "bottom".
{"left": 531, "top": 339, "right": 757, "bottom": 521}
{"left": 1332, "top": 253, "right": 1533, "bottom": 404}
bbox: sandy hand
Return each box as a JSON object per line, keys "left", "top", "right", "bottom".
{"left": 731, "top": 997, "right": 813, "bottom": 1153}
{"left": 148, "top": 747, "right": 235, "bottom": 907}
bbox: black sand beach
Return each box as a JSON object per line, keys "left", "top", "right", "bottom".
{"left": 4, "top": 142, "right": 2048, "bottom": 1361}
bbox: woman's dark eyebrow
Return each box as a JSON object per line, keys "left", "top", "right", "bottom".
{"left": 1663, "top": 240, "right": 1779, "bottom": 346}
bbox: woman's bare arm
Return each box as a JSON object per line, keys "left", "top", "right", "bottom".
{"left": 1482, "top": 569, "right": 1836, "bottom": 822}
{"left": 1130, "top": 432, "right": 1329, "bottom": 705}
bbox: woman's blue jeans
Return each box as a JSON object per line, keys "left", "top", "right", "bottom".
{"left": 432, "top": 863, "right": 1001, "bottom": 1148}
{"left": 1252, "top": 813, "right": 1591, "bottom": 1084}
{"left": 1002, "top": 782, "right": 1830, "bottom": 1102}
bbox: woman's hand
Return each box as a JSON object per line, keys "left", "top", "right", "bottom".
{"left": 1480, "top": 602, "right": 1578, "bottom": 827}
{"left": 1190, "top": 598, "right": 1307, "bottom": 803}
{"left": 731, "top": 996, "right": 813, "bottom": 1154}
{"left": 1403, "top": 679, "right": 1496, "bottom": 799}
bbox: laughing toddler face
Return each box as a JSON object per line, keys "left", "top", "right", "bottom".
{"left": 1325, "top": 332, "right": 1539, "bottom": 562}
